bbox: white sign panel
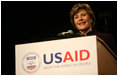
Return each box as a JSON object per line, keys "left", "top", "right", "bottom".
{"left": 15, "top": 36, "right": 98, "bottom": 75}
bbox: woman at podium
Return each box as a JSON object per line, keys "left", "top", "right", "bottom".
{"left": 69, "top": 3, "right": 117, "bottom": 75}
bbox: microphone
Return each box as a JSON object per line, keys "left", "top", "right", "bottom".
{"left": 57, "top": 30, "right": 73, "bottom": 36}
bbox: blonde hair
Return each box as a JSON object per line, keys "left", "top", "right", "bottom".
{"left": 70, "top": 3, "right": 96, "bottom": 28}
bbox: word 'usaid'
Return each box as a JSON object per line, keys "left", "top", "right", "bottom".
{"left": 44, "top": 50, "right": 90, "bottom": 64}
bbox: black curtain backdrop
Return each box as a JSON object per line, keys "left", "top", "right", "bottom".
{"left": 1, "top": 1, "right": 117, "bottom": 75}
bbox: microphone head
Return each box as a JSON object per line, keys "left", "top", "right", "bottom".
{"left": 67, "top": 30, "right": 73, "bottom": 34}
{"left": 57, "top": 30, "right": 73, "bottom": 36}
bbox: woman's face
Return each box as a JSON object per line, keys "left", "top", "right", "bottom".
{"left": 74, "top": 9, "right": 92, "bottom": 31}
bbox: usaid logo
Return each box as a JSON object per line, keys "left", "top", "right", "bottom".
{"left": 22, "top": 52, "right": 41, "bottom": 73}
{"left": 43, "top": 50, "right": 90, "bottom": 64}
{"left": 22, "top": 50, "right": 90, "bottom": 73}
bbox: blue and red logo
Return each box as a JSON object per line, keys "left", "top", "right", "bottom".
{"left": 43, "top": 50, "right": 90, "bottom": 64}
{"left": 22, "top": 50, "right": 90, "bottom": 73}
{"left": 22, "top": 52, "right": 41, "bottom": 73}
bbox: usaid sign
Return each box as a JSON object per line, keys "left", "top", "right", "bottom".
{"left": 15, "top": 36, "right": 98, "bottom": 75}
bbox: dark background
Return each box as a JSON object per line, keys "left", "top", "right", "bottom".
{"left": 1, "top": 1, "right": 117, "bottom": 75}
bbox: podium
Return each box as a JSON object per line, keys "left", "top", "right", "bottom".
{"left": 97, "top": 37, "right": 117, "bottom": 75}
{"left": 15, "top": 36, "right": 117, "bottom": 75}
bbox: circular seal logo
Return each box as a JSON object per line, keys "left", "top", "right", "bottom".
{"left": 22, "top": 52, "right": 41, "bottom": 73}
